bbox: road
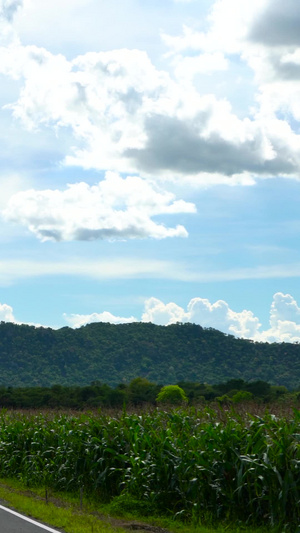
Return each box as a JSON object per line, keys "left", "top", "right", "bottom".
{"left": 0, "top": 505, "right": 64, "bottom": 532}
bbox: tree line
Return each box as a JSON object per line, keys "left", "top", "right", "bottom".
{"left": 0, "top": 377, "right": 297, "bottom": 409}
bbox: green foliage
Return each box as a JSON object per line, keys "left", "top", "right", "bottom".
{"left": 109, "top": 492, "right": 154, "bottom": 517}
{"left": 128, "top": 377, "right": 159, "bottom": 405}
{"left": 0, "top": 408, "right": 299, "bottom": 531}
{"left": 156, "top": 385, "right": 188, "bottom": 405}
{"left": 232, "top": 390, "right": 253, "bottom": 403}
{"left": 0, "top": 377, "right": 298, "bottom": 409}
{"left": 216, "top": 394, "right": 232, "bottom": 406}
{"left": 0, "top": 378, "right": 161, "bottom": 410}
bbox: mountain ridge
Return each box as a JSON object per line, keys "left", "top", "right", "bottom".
{"left": 0, "top": 320, "right": 299, "bottom": 389}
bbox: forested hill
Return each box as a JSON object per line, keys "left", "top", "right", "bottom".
{"left": 0, "top": 321, "right": 299, "bottom": 389}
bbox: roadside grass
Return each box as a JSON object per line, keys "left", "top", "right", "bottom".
{"left": 0, "top": 478, "right": 273, "bottom": 533}
{"left": 0, "top": 478, "right": 118, "bottom": 533}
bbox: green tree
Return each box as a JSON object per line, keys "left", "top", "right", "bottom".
{"left": 128, "top": 377, "right": 158, "bottom": 405}
{"left": 232, "top": 390, "right": 253, "bottom": 403}
{"left": 156, "top": 385, "right": 188, "bottom": 406}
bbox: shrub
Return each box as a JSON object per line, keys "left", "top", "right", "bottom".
{"left": 232, "top": 390, "right": 253, "bottom": 403}
{"left": 156, "top": 385, "right": 188, "bottom": 406}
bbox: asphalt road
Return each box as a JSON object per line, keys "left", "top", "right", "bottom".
{"left": 0, "top": 505, "right": 64, "bottom": 532}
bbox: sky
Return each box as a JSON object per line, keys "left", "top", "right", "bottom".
{"left": 1, "top": 0, "right": 300, "bottom": 342}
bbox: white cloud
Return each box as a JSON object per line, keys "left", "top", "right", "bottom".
{"left": 0, "top": 34, "right": 299, "bottom": 184}
{"left": 0, "top": 45, "right": 174, "bottom": 170}
{"left": 141, "top": 292, "right": 300, "bottom": 343}
{"left": 0, "top": 301, "right": 15, "bottom": 322}
{"left": 0, "top": 0, "right": 22, "bottom": 21}
{"left": 1, "top": 258, "right": 300, "bottom": 287}
{"left": 270, "top": 292, "right": 300, "bottom": 325}
{"left": 1, "top": 291, "right": 300, "bottom": 344}
{"left": 162, "top": 1, "right": 265, "bottom": 56}
{"left": 63, "top": 292, "right": 300, "bottom": 343}
{"left": 3, "top": 171, "right": 195, "bottom": 241}
{"left": 0, "top": 173, "right": 29, "bottom": 209}
{"left": 259, "top": 292, "right": 300, "bottom": 343}
{"left": 141, "top": 296, "right": 261, "bottom": 338}
{"left": 63, "top": 311, "right": 137, "bottom": 328}
{"left": 0, "top": 299, "right": 43, "bottom": 326}
{"left": 142, "top": 297, "right": 186, "bottom": 326}
{"left": 0, "top": 0, "right": 22, "bottom": 45}
{"left": 163, "top": 0, "right": 300, "bottom": 127}
{"left": 0, "top": 299, "right": 44, "bottom": 327}
{"left": 0, "top": 257, "right": 188, "bottom": 286}
{"left": 187, "top": 298, "right": 261, "bottom": 338}
{"left": 172, "top": 0, "right": 196, "bottom": 3}
{"left": 171, "top": 52, "right": 228, "bottom": 85}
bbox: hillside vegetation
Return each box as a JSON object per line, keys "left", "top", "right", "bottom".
{"left": 0, "top": 321, "right": 299, "bottom": 388}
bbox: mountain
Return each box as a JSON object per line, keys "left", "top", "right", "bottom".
{"left": 0, "top": 321, "right": 299, "bottom": 389}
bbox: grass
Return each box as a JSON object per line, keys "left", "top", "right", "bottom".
{"left": 0, "top": 478, "right": 118, "bottom": 532}
{"left": 0, "top": 478, "right": 273, "bottom": 533}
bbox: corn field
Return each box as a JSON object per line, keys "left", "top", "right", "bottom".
{"left": 0, "top": 407, "right": 299, "bottom": 531}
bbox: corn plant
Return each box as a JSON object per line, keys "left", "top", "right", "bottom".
{"left": 0, "top": 407, "right": 298, "bottom": 531}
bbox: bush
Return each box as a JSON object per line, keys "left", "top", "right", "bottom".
{"left": 109, "top": 492, "right": 155, "bottom": 517}
{"left": 232, "top": 390, "right": 253, "bottom": 403}
{"left": 156, "top": 385, "right": 188, "bottom": 406}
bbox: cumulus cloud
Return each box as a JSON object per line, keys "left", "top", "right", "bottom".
{"left": 0, "top": 299, "right": 44, "bottom": 327}
{"left": 141, "top": 296, "right": 261, "bottom": 338}
{"left": 162, "top": 1, "right": 265, "bottom": 56}
{"left": 3, "top": 171, "right": 195, "bottom": 241}
{"left": 165, "top": 0, "right": 300, "bottom": 123}
{"left": 0, "top": 0, "right": 23, "bottom": 47}
{"left": 0, "top": 46, "right": 174, "bottom": 171}
{"left": 0, "top": 0, "right": 22, "bottom": 44}
{"left": 0, "top": 32, "right": 299, "bottom": 184}
{"left": 63, "top": 311, "right": 138, "bottom": 328}
{"left": 65, "top": 296, "right": 262, "bottom": 338}
{"left": 0, "top": 0, "right": 22, "bottom": 22}
{"left": 171, "top": 52, "right": 228, "bottom": 84}
{"left": 125, "top": 113, "right": 299, "bottom": 176}
{"left": 259, "top": 292, "right": 300, "bottom": 342}
{"left": 0, "top": 301, "right": 15, "bottom": 322}
{"left": 188, "top": 298, "right": 262, "bottom": 338}
{"left": 270, "top": 292, "right": 300, "bottom": 325}
{"left": 141, "top": 293, "right": 300, "bottom": 342}
{"left": 249, "top": 0, "right": 300, "bottom": 47}
{"left": 63, "top": 292, "right": 300, "bottom": 343}
{"left": 2, "top": 292, "right": 300, "bottom": 344}
{"left": 142, "top": 297, "right": 186, "bottom": 326}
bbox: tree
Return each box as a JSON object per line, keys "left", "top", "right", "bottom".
{"left": 232, "top": 390, "right": 253, "bottom": 404}
{"left": 156, "top": 385, "right": 188, "bottom": 406}
{"left": 128, "top": 377, "right": 158, "bottom": 405}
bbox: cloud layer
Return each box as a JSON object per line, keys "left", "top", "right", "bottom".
{"left": 0, "top": 0, "right": 300, "bottom": 186}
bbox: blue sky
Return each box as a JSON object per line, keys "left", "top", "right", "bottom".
{"left": 1, "top": 0, "right": 300, "bottom": 342}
